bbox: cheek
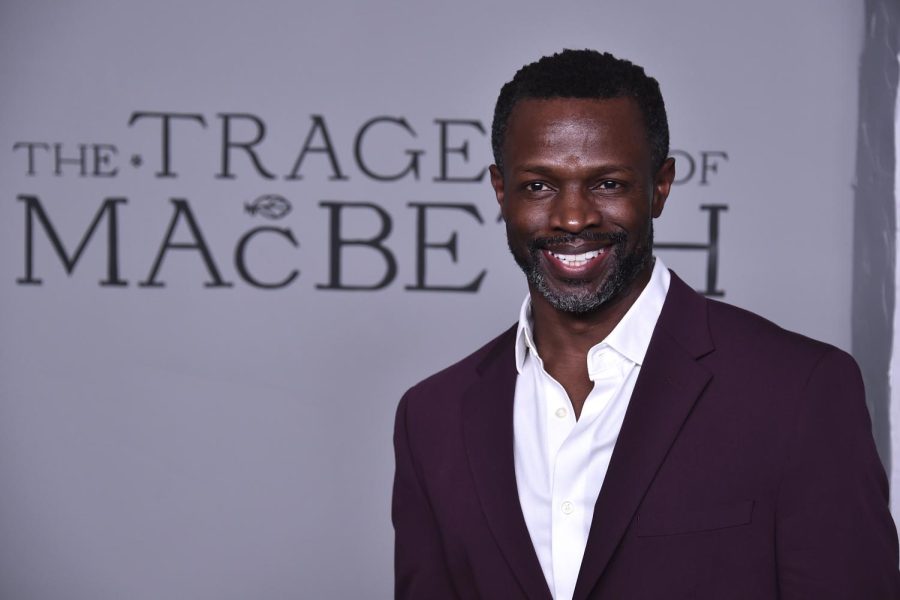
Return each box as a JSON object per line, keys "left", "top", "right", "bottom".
{"left": 607, "top": 201, "right": 653, "bottom": 229}
{"left": 505, "top": 209, "right": 544, "bottom": 238}
{"left": 505, "top": 222, "right": 533, "bottom": 250}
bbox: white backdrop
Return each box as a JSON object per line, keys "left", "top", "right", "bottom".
{"left": 0, "top": 1, "right": 869, "bottom": 598}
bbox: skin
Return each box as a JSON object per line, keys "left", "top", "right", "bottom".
{"left": 490, "top": 97, "right": 676, "bottom": 418}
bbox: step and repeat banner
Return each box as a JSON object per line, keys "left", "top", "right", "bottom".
{"left": 0, "top": 1, "right": 868, "bottom": 598}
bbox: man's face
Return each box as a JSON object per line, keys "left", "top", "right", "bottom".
{"left": 490, "top": 97, "right": 674, "bottom": 314}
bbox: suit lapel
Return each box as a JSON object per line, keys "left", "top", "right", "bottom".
{"left": 462, "top": 328, "right": 552, "bottom": 600}
{"left": 573, "top": 273, "right": 714, "bottom": 600}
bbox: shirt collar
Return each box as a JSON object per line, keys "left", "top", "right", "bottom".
{"left": 514, "top": 257, "right": 671, "bottom": 373}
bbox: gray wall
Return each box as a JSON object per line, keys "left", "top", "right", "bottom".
{"left": 0, "top": 1, "right": 869, "bottom": 597}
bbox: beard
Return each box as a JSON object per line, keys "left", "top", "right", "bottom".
{"left": 509, "top": 224, "right": 654, "bottom": 314}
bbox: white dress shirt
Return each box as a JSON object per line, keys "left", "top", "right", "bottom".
{"left": 513, "top": 258, "right": 670, "bottom": 600}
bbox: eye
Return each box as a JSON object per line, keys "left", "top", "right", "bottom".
{"left": 597, "top": 180, "right": 622, "bottom": 190}
{"left": 525, "top": 181, "right": 551, "bottom": 193}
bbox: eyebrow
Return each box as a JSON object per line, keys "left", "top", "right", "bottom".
{"left": 515, "top": 163, "right": 637, "bottom": 176}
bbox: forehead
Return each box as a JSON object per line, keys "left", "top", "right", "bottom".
{"left": 502, "top": 97, "right": 651, "bottom": 170}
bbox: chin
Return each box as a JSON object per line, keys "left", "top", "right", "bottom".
{"left": 536, "top": 277, "right": 618, "bottom": 314}
{"left": 520, "top": 247, "right": 652, "bottom": 315}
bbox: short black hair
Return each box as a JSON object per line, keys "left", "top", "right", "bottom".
{"left": 491, "top": 49, "right": 669, "bottom": 172}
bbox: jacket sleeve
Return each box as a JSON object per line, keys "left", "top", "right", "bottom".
{"left": 775, "top": 348, "right": 900, "bottom": 598}
{"left": 392, "top": 391, "right": 460, "bottom": 600}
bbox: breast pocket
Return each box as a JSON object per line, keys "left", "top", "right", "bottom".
{"left": 636, "top": 500, "right": 754, "bottom": 537}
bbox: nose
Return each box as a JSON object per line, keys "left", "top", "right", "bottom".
{"left": 549, "top": 185, "right": 601, "bottom": 233}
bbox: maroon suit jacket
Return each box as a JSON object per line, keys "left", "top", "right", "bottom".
{"left": 393, "top": 273, "right": 900, "bottom": 599}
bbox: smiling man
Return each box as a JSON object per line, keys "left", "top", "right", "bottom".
{"left": 392, "top": 50, "right": 900, "bottom": 600}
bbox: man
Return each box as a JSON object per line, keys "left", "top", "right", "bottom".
{"left": 392, "top": 49, "right": 900, "bottom": 599}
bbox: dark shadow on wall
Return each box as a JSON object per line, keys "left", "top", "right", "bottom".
{"left": 852, "top": 0, "right": 899, "bottom": 478}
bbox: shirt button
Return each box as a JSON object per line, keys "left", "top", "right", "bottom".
{"left": 561, "top": 501, "right": 574, "bottom": 515}
{"left": 555, "top": 407, "right": 568, "bottom": 419}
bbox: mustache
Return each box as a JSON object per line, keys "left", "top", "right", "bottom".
{"left": 528, "top": 231, "right": 626, "bottom": 251}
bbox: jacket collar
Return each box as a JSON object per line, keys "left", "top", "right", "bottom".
{"left": 573, "top": 272, "right": 713, "bottom": 599}
{"left": 463, "top": 325, "right": 553, "bottom": 600}
{"left": 463, "top": 271, "right": 713, "bottom": 600}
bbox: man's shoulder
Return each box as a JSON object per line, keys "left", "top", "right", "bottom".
{"left": 698, "top": 295, "right": 860, "bottom": 385}
{"left": 706, "top": 296, "right": 840, "bottom": 355}
{"left": 406, "top": 325, "right": 515, "bottom": 395}
{"left": 400, "top": 324, "right": 516, "bottom": 417}
{"left": 665, "top": 271, "right": 842, "bottom": 355}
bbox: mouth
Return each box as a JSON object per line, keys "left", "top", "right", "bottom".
{"left": 526, "top": 232, "right": 624, "bottom": 280}
{"left": 547, "top": 248, "right": 604, "bottom": 267}
{"left": 541, "top": 246, "right": 611, "bottom": 278}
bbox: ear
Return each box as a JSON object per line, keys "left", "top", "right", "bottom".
{"left": 489, "top": 164, "right": 505, "bottom": 212}
{"left": 651, "top": 157, "right": 676, "bottom": 218}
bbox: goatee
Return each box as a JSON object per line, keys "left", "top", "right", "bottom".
{"left": 509, "top": 225, "right": 654, "bottom": 314}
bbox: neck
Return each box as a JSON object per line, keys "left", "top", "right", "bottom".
{"left": 529, "top": 263, "right": 653, "bottom": 359}
{"left": 526, "top": 261, "right": 655, "bottom": 419}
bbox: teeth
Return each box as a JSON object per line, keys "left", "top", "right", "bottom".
{"left": 550, "top": 249, "right": 602, "bottom": 266}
